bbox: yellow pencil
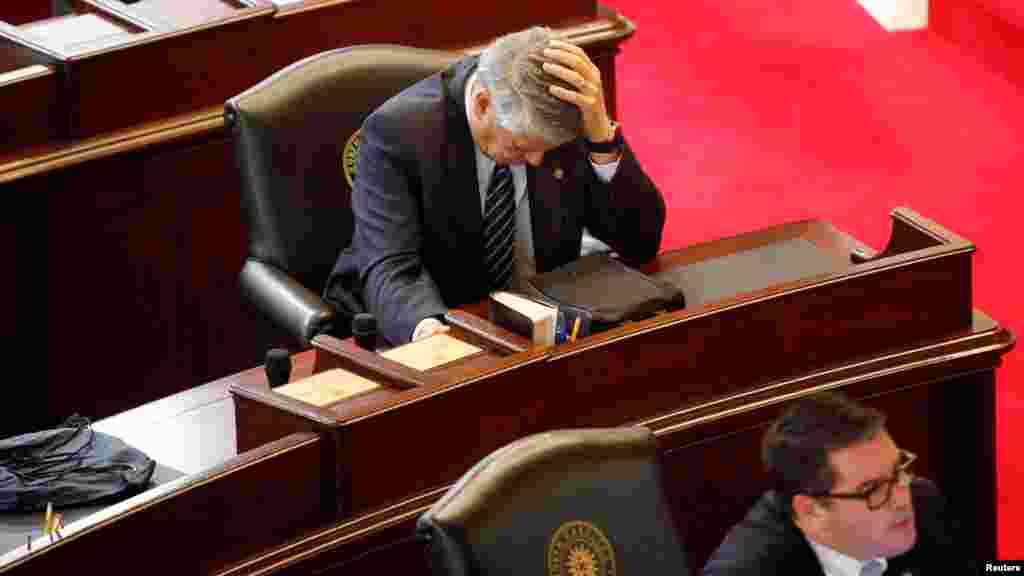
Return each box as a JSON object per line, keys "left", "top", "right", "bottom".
{"left": 43, "top": 502, "right": 54, "bottom": 536}
{"left": 570, "top": 317, "right": 581, "bottom": 343}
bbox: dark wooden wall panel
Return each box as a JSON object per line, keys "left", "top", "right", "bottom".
{"left": 69, "top": 16, "right": 278, "bottom": 138}
{"left": 0, "top": 131, "right": 292, "bottom": 436}
{"left": 0, "top": 5, "right": 55, "bottom": 25}
{"left": 0, "top": 71, "right": 62, "bottom": 153}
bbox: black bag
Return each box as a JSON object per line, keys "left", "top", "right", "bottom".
{"left": 522, "top": 253, "right": 686, "bottom": 332}
{"left": 0, "top": 415, "right": 156, "bottom": 512}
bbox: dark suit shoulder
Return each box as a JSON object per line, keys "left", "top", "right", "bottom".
{"left": 366, "top": 56, "right": 474, "bottom": 141}
{"left": 909, "top": 477, "right": 954, "bottom": 547}
{"left": 703, "top": 492, "right": 822, "bottom": 576}
{"left": 887, "top": 477, "right": 975, "bottom": 573}
{"left": 364, "top": 73, "right": 445, "bottom": 141}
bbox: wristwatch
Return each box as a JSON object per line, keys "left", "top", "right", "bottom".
{"left": 584, "top": 121, "right": 623, "bottom": 153}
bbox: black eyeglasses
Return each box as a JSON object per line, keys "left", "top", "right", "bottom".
{"left": 806, "top": 450, "right": 917, "bottom": 511}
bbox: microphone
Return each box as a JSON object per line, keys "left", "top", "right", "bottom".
{"left": 264, "top": 348, "right": 291, "bottom": 387}
{"left": 352, "top": 313, "right": 377, "bottom": 351}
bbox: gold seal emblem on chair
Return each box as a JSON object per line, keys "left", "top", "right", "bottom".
{"left": 341, "top": 129, "right": 361, "bottom": 189}
{"left": 547, "top": 521, "right": 617, "bottom": 576}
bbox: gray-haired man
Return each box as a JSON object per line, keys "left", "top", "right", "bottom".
{"left": 327, "top": 27, "right": 666, "bottom": 345}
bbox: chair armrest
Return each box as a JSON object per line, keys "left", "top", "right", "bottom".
{"left": 239, "top": 259, "right": 335, "bottom": 343}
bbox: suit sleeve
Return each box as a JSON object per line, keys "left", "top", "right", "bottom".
{"left": 349, "top": 112, "right": 448, "bottom": 345}
{"left": 582, "top": 137, "right": 666, "bottom": 264}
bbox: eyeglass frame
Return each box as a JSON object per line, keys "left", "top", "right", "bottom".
{"left": 803, "top": 450, "right": 917, "bottom": 511}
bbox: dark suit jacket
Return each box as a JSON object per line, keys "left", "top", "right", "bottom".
{"left": 702, "top": 479, "right": 974, "bottom": 576}
{"left": 326, "top": 56, "right": 666, "bottom": 345}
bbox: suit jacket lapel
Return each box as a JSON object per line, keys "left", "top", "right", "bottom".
{"left": 528, "top": 146, "right": 579, "bottom": 273}
{"left": 441, "top": 58, "right": 484, "bottom": 258}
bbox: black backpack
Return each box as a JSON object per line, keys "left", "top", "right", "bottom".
{"left": 0, "top": 415, "right": 155, "bottom": 512}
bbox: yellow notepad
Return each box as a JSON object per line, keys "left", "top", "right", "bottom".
{"left": 380, "top": 333, "right": 483, "bottom": 371}
{"left": 274, "top": 368, "right": 381, "bottom": 406}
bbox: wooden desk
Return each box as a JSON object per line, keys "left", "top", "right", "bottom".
{"left": 0, "top": 211, "right": 1012, "bottom": 575}
{"left": 219, "top": 316, "right": 1010, "bottom": 575}
{"left": 226, "top": 208, "right": 1014, "bottom": 569}
{"left": 0, "top": 4, "right": 636, "bottom": 440}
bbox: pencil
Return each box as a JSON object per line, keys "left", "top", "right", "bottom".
{"left": 570, "top": 317, "right": 581, "bottom": 343}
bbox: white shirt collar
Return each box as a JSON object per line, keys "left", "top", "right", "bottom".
{"left": 464, "top": 72, "right": 528, "bottom": 208}
{"left": 807, "top": 538, "right": 888, "bottom": 576}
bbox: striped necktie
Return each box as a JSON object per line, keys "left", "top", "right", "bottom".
{"left": 482, "top": 164, "right": 515, "bottom": 291}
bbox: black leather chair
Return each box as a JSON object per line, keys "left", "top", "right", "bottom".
{"left": 417, "top": 427, "right": 691, "bottom": 576}
{"left": 225, "top": 45, "right": 459, "bottom": 343}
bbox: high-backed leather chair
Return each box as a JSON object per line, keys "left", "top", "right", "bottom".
{"left": 226, "top": 45, "right": 459, "bottom": 343}
{"left": 417, "top": 427, "right": 691, "bottom": 576}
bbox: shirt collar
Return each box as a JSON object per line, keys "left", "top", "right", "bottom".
{"left": 807, "top": 539, "right": 888, "bottom": 576}
{"left": 465, "top": 72, "right": 527, "bottom": 206}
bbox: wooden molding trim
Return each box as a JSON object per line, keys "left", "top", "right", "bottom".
{"left": 0, "top": 11, "right": 635, "bottom": 184}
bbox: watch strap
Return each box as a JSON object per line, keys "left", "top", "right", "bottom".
{"left": 584, "top": 121, "right": 623, "bottom": 153}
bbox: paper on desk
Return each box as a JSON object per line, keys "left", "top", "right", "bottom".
{"left": 274, "top": 369, "right": 380, "bottom": 406}
{"left": 381, "top": 333, "right": 483, "bottom": 371}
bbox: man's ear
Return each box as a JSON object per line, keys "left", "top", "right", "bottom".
{"left": 792, "top": 494, "right": 825, "bottom": 531}
{"left": 472, "top": 88, "right": 491, "bottom": 119}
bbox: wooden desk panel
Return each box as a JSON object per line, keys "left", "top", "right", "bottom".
{"left": 0, "top": 432, "right": 333, "bottom": 576}
{"left": 0, "top": 65, "right": 60, "bottom": 153}
{"left": 64, "top": 12, "right": 276, "bottom": 137}
{"left": 0, "top": 6, "right": 56, "bottom": 26}
{"left": 1, "top": 1, "right": 615, "bottom": 141}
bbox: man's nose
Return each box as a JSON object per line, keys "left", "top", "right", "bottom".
{"left": 525, "top": 151, "right": 544, "bottom": 167}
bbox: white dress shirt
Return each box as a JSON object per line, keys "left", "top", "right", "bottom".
{"left": 808, "top": 539, "right": 889, "bottom": 576}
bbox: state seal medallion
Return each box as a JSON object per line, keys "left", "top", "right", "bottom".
{"left": 341, "top": 129, "right": 361, "bottom": 189}
{"left": 546, "top": 521, "right": 617, "bottom": 576}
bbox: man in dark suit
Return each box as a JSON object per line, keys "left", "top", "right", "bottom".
{"left": 326, "top": 27, "right": 665, "bottom": 345}
{"left": 703, "top": 392, "right": 973, "bottom": 576}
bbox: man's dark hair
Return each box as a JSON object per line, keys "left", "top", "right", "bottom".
{"left": 761, "top": 391, "right": 886, "bottom": 515}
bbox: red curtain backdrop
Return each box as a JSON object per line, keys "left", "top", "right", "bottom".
{"left": 603, "top": 0, "right": 1022, "bottom": 558}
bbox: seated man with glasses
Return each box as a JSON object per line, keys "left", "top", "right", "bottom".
{"left": 703, "top": 391, "right": 973, "bottom": 576}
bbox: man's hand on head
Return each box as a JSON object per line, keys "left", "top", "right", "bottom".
{"left": 538, "top": 40, "right": 616, "bottom": 146}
